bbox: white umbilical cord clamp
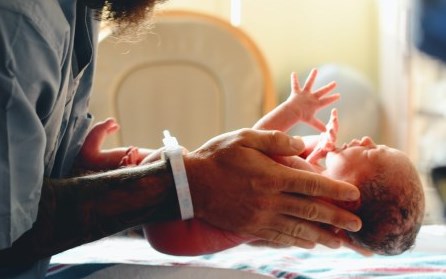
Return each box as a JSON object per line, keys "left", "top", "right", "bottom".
{"left": 162, "top": 130, "right": 194, "bottom": 220}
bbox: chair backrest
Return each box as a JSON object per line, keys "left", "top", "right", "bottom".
{"left": 89, "top": 10, "right": 276, "bottom": 150}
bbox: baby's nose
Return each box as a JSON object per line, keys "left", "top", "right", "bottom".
{"left": 360, "top": 136, "right": 375, "bottom": 147}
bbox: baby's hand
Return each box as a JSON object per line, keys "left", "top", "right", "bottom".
{"left": 288, "top": 69, "right": 339, "bottom": 131}
{"left": 306, "top": 109, "right": 339, "bottom": 164}
{"left": 324, "top": 108, "right": 339, "bottom": 144}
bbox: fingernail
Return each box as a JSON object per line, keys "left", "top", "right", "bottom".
{"left": 345, "top": 190, "right": 360, "bottom": 201}
{"left": 328, "top": 239, "right": 341, "bottom": 249}
{"left": 291, "top": 137, "right": 304, "bottom": 151}
{"left": 347, "top": 220, "right": 361, "bottom": 232}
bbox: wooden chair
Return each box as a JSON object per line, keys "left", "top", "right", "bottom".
{"left": 90, "top": 10, "right": 276, "bottom": 150}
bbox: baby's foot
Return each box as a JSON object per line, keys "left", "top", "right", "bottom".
{"left": 80, "top": 118, "right": 119, "bottom": 160}
{"left": 120, "top": 146, "right": 140, "bottom": 167}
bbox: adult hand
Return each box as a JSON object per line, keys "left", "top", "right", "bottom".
{"left": 336, "top": 230, "right": 374, "bottom": 257}
{"left": 183, "top": 128, "right": 362, "bottom": 249}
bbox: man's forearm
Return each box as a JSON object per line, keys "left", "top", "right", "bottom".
{"left": 0, "top": 160, "right": 180, "bottom": 266}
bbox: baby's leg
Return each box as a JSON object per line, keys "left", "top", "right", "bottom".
{"left": 144, "top": 219, "right": 253, "bottom": 256}
{"left": 80, "top": 118, "right": 119, "bottom": 161}
{"left": 139, "top": 147, "right": 252, "bottom": 255}
{"left": 79, "top": 117, "right": 150, "bottom": 171}
{"left": 77, "top": 118, "right": 136, "bottom": 171}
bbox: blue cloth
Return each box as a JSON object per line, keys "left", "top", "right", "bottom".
{"left": 414, "top": 0, "right": 446, "bottom": 63}
{"left": 0, "top": 0, "right": 98, "bottom": 277}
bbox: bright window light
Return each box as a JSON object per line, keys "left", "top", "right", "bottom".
{"left": 230, "top": 0, "right": 241, "bottom": 26}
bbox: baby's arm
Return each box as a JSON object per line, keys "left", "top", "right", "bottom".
{"left": 253, "top": 68, "right": 339, "bottom": 132}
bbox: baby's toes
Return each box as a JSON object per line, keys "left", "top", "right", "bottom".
{"left": 123, "top": 146, "right": 139, "bottom": 166}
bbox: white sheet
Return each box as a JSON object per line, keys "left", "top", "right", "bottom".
{"left": 48, "top": 225, "right": 446, "bottom": 278}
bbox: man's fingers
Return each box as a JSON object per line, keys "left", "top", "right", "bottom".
{"left": 266, "top": 215, "right": 343, "bottom": 249}
{"left": 337, "top": 231, "right": 374, "bottom": 256}
{"left": 274, "top": 155, "right": 313, "bottom": 171}
{"left": 276, "top": 195, "right": 361, "bottom": 232}
{"left": 282, "top": 170, "right": 360, "bottom": 202}
{"left": 240, "top": 129, "right": 305, "bottom": 157}
{"left": 255, "top": 229, "right": 316, "bottom": 249}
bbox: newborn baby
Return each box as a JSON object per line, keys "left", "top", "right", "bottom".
{"left": 290, "top": 109, "right": 425, "bottom": 255}
{"left": 79, "top": 69, "right": 425, "bottom": 256}
{"left": 328, "top": 135, "right": 424, "bottom": 255}
{"left": 253, "top": 69, "right": 425, "bottom": 255}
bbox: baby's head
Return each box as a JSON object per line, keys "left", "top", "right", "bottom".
{"left": 324, "top": 137, "right": 425, "bottom": 255}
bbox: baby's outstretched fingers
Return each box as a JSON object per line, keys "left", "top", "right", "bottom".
{"left": 302, "top": 68, "right": 318, "bottom": 92}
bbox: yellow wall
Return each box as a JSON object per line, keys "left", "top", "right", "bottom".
{"left": 160, "top": 0, "right": 378, "bottom": 101}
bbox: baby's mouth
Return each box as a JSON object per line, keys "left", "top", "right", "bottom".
{"left": 339, "top": 139, "right": 363, "bottom": 150}
{"left": 330, "top": 143, "right": 348, "bottom": 153}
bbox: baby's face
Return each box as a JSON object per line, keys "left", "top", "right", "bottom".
{"left": 324, "top": 138, "right": 424, "bottom": 255}
{"left": 323, "top": 136, "right": 403, "bottom": 184}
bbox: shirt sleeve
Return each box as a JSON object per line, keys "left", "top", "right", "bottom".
{"left": 0, "top": 8, "right": 63, "bottom": 249}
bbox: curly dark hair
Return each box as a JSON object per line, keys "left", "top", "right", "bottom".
{"left": 83, "top": 0, "right": 167, "bottom": 35}
{"left": 347, "top": 160, "right": 425, "bottom": 255}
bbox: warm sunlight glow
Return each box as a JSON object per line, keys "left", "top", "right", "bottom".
{"left": 230, "top": 0, "right": 241, "bottom": 26}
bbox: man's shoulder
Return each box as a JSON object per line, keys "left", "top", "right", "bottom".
{"left": 0, "top": 0, "right": 63, "bottom": 16}
{"left": 0, "top": 0, "right": 73, "bottom": 50}
{"left": 0, "top": 1, "right": 71, "bottom": 32}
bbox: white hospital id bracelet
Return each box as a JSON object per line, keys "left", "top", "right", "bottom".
{"left": 162, "top": 130, "right": 194, "bottom": 220}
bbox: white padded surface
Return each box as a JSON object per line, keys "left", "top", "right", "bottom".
{"left": 90, "top": 13, "right": 265, "bottom": 150}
